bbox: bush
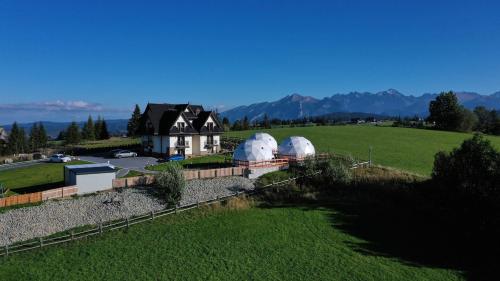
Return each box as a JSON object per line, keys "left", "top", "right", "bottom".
{"left": 290, "top": 155, "right": 354, "bottom": 188}
{"left": 155, "top": 163, "right": 186, "bottom": 206}
{"left": 316, "top": 157, "right": 353, "bottom": 186}
{"left": 432, "top": 134, "right": 500, "bottom": 235}
{"left": 432, "top": 134, "right": 500, "bottom": 197}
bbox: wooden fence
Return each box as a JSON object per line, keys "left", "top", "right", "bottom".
{"left": 0, "top": 172, "right": 317, "bottom": 257}
{"left": 0, "top": 186, "right": 78, "bottom": 208}
{"left": 112, "top": 167, "right": 246, "bottom": 189}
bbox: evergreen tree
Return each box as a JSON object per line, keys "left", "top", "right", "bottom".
{"left": 427, "top": 91, "right": 465, "bottom": 131}
{"left": 7, "top": 122, "right": 27, "bottom": 155}
{"left": 242, "top": 116, "right": 250, "bottom": 130}
{"left": 82, "top": 115, "right": 95, "bottom": 140}
{"left": 263, "top": 114, "right": 271, "bottom": 129}
{"left": 18, "top": 127, "right": 27, "bottom": 153}
{"left": 38, "top": 122, "right": 48, "bottom": 149}
{"left": 231, "top": 120, "right": 242, "bottom": 131}
{"left": 65, "top": 122, "right": 81, "bottom": 145}
{"left": 29, "top": 122, "right": 40, "bottom": 152}
{"left": 100, "top": 119, "right": 110, "bottom": 140}
{"left": 222, "top": 117, "right": 230, "bottom": 131}
{"left": 127, "top": 104, "right": 142, "bottom": 137}
{"left": 94, "top": 116, "right": 103, "bottom": 140}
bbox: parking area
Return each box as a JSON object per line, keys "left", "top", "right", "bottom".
{"left": 79, "top": 156, "right": 158, "bottom": 173}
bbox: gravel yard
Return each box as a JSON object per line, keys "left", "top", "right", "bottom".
{"left": 0, "top": 177, "right": 255, "bottom": 247}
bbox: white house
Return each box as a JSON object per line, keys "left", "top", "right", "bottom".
{"left": 138, "top": 103, "right": 224, "bottom": 157}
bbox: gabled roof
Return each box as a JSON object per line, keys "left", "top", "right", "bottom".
{"left": 139, "top": 103, "right": 214, "bottom": 135}
{"left": 192, "top": 111, "right": 224, "bottom": 133}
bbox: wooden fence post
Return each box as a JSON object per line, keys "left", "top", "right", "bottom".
{"left": 151, "top": 210, "right": 155, "bottom": 220}
{"left": 175, "top": 205, "right": 178, "bottom": 214}
{"left": 126, "top": 217, "right": 130, "bottom": 228}
{"left": 369, "top": 146, "right": 373, "bottom": 167}
{"left": 71, "top": 231, "right": 75, "bottom": 241}
{"left": 39, "top": 237, "right": 43, "bottom": 248}
{"left": 5, "top": 245, "right": 8, "bottom": 257}
{"left": 99, "top": 222, "right": 103, "bottom": 234}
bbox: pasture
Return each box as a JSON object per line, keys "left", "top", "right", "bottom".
{"left": 0, "top": 203, "right": 463, "bottom": 281}
{"left": 225, "top": 125, "right": 500, "bottom": 175}
{"left": 0, "top": 161, "right": 89, "bottom": 194}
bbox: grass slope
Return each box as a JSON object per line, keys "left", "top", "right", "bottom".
{"left": 146, "top": 154, "right": 231, "bottom": 171}
{"left": 0, "top": 206, "right": 462, "bottom": 281}
{"left": 0, "top": 161, "right": 89, "bottom": 194}
{"left": 226, "top": 125, "right": 500, "bottom": 175}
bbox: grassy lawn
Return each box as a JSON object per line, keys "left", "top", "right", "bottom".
{"left": 0, "top": 204, "right": 463, "bottom": 281}
{"left": 0, "top": 160, "right": 90, "bottom": 194}
{"left": 75, "top": 137, "right": 140, "bottom": 149}
{"left": 118, "top": 170, "right": 144, "bottom": 178}
{"left": 146, "top": 153, "right": 231, "bottom": 171}
{"left": 225, "top": 125, "right": 500, "bottom": 175}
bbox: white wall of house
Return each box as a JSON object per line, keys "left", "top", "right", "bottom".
{"left": 192, "top": 135, "right": 200, "bottom": 155}
{"left": 169, "top": 136, "right": 193, "bottom": 155}
{"left": 204, "top": 116, "right": 216, "bottom": 126}
{"left": 152, "top": 136, "right": 162, "bottom": 154}
{"left": 173, "top": 115, "right": 187, "bottom": 129}
{"left": 161, "top": 136, "right": 169, "bottom": 154}
{"left": 200, "top": 135, "right": 207, "bottom": 152}
{"left": 214, "top": 135, "right": 220, "bottom": 152}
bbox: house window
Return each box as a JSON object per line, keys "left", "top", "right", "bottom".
{"left": 177, "top": 122, "right": 185, "bottom": 132}
{"left": 207, "top": 122, "right": 214, "bottom": 131}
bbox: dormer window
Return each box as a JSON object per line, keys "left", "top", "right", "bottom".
{"left": 207, "top": 122, "right": 214, "bottom": 131}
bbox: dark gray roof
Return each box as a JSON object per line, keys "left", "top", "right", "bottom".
{"left": 65, "top": 163, "right": 116, "bottom": 175}
{"left": 139, "top": 103, "right": 221, "bottom": 135}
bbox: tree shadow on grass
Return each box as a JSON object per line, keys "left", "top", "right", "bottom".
{"left": 12, "top": 181, "right": 66, "bottom": 194}
{"left": 256, "top": 181, "right": 499, "bottom": 280}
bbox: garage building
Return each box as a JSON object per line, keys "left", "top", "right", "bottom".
{"left": 64, "top": 163, "right": 116, "bottom": 195}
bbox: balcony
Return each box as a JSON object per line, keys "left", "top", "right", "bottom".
{"left": 175, "top": 140, "right": 190, "bottom": 148}
{"left": 204, "top": 140, "right": 219, "bottom": 148}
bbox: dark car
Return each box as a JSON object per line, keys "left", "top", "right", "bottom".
{"left": 167, "top": 154, "right": 185, "bottom": 162}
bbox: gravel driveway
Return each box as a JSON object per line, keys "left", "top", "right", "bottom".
{"left": 0, "top": 177, "right": 255, "bottom": 247}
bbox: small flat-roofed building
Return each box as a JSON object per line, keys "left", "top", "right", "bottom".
{"left": 64, "top": 163, "right": 116, "bottom": 195}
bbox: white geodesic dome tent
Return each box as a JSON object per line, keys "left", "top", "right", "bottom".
{"left": 248, "top": 132, "right": 278, "bottom": 153}
{"left": 278, "top": 136, "right": 316, "bottom": 159}
{"left": 233, "top": 139, "right": 275, "bottom": 162}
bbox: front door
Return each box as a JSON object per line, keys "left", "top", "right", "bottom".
{"left": 177, "top": 149, "right": 185, "bottom": 156}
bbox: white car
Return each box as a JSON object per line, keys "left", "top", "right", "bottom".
{"left": 49, "top": 154, "right": 72, "bottom": 163}
{"left": 113, "top": 150, "right": 137, "bottom": 158}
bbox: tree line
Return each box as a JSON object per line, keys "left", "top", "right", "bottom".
{"left": 0, "top": 122, "right": 48, "bottom": 156}
{"left": 405, "top": 91, "right": 500, "bottom": 134}
{"left": 59, "top": 116, "right": 110, "bottom": 145}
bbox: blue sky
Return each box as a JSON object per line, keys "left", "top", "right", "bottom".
{"left": 1, "top": 0, "right": 499, "bottom": 123}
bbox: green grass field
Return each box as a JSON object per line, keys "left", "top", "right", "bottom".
{"left": 0, "top": 205, "right": 463, "bottom": 281}
{"left": 76, "top": 137, "right": 140, "bottom": 149}
{"left": 146, "top": 153, "right": 231, "bottom": 171}
{"left": 226, "top": 125, "right": 500, "bottom": 175}
{"left": 0, "top": 161, "right": 89, "bottom": 194}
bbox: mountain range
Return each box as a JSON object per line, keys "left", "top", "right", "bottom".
{"left": 220, "top": 89, "right": 500, "bottom": 122}
{"left": 3, "top": 89, "right": 500, "bottom": 136}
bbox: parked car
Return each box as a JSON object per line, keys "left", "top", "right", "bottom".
{"left": 107, "top": 149, "right": 122, "bottom": 157}
{"left": 167, "top": 154, "right": 185, "bottom": 162}
{"left": 113, "top": 150, "right": 138, "bottom": 158}
{"left": 49, "top": 154, "right": 72, "bottom": 163}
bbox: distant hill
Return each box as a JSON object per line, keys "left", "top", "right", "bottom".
{"left": 220, "top": 89, "right": 500, "bottom": 122}
{"left": 1, "top": 119, "right": 128, "bottom": 138}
